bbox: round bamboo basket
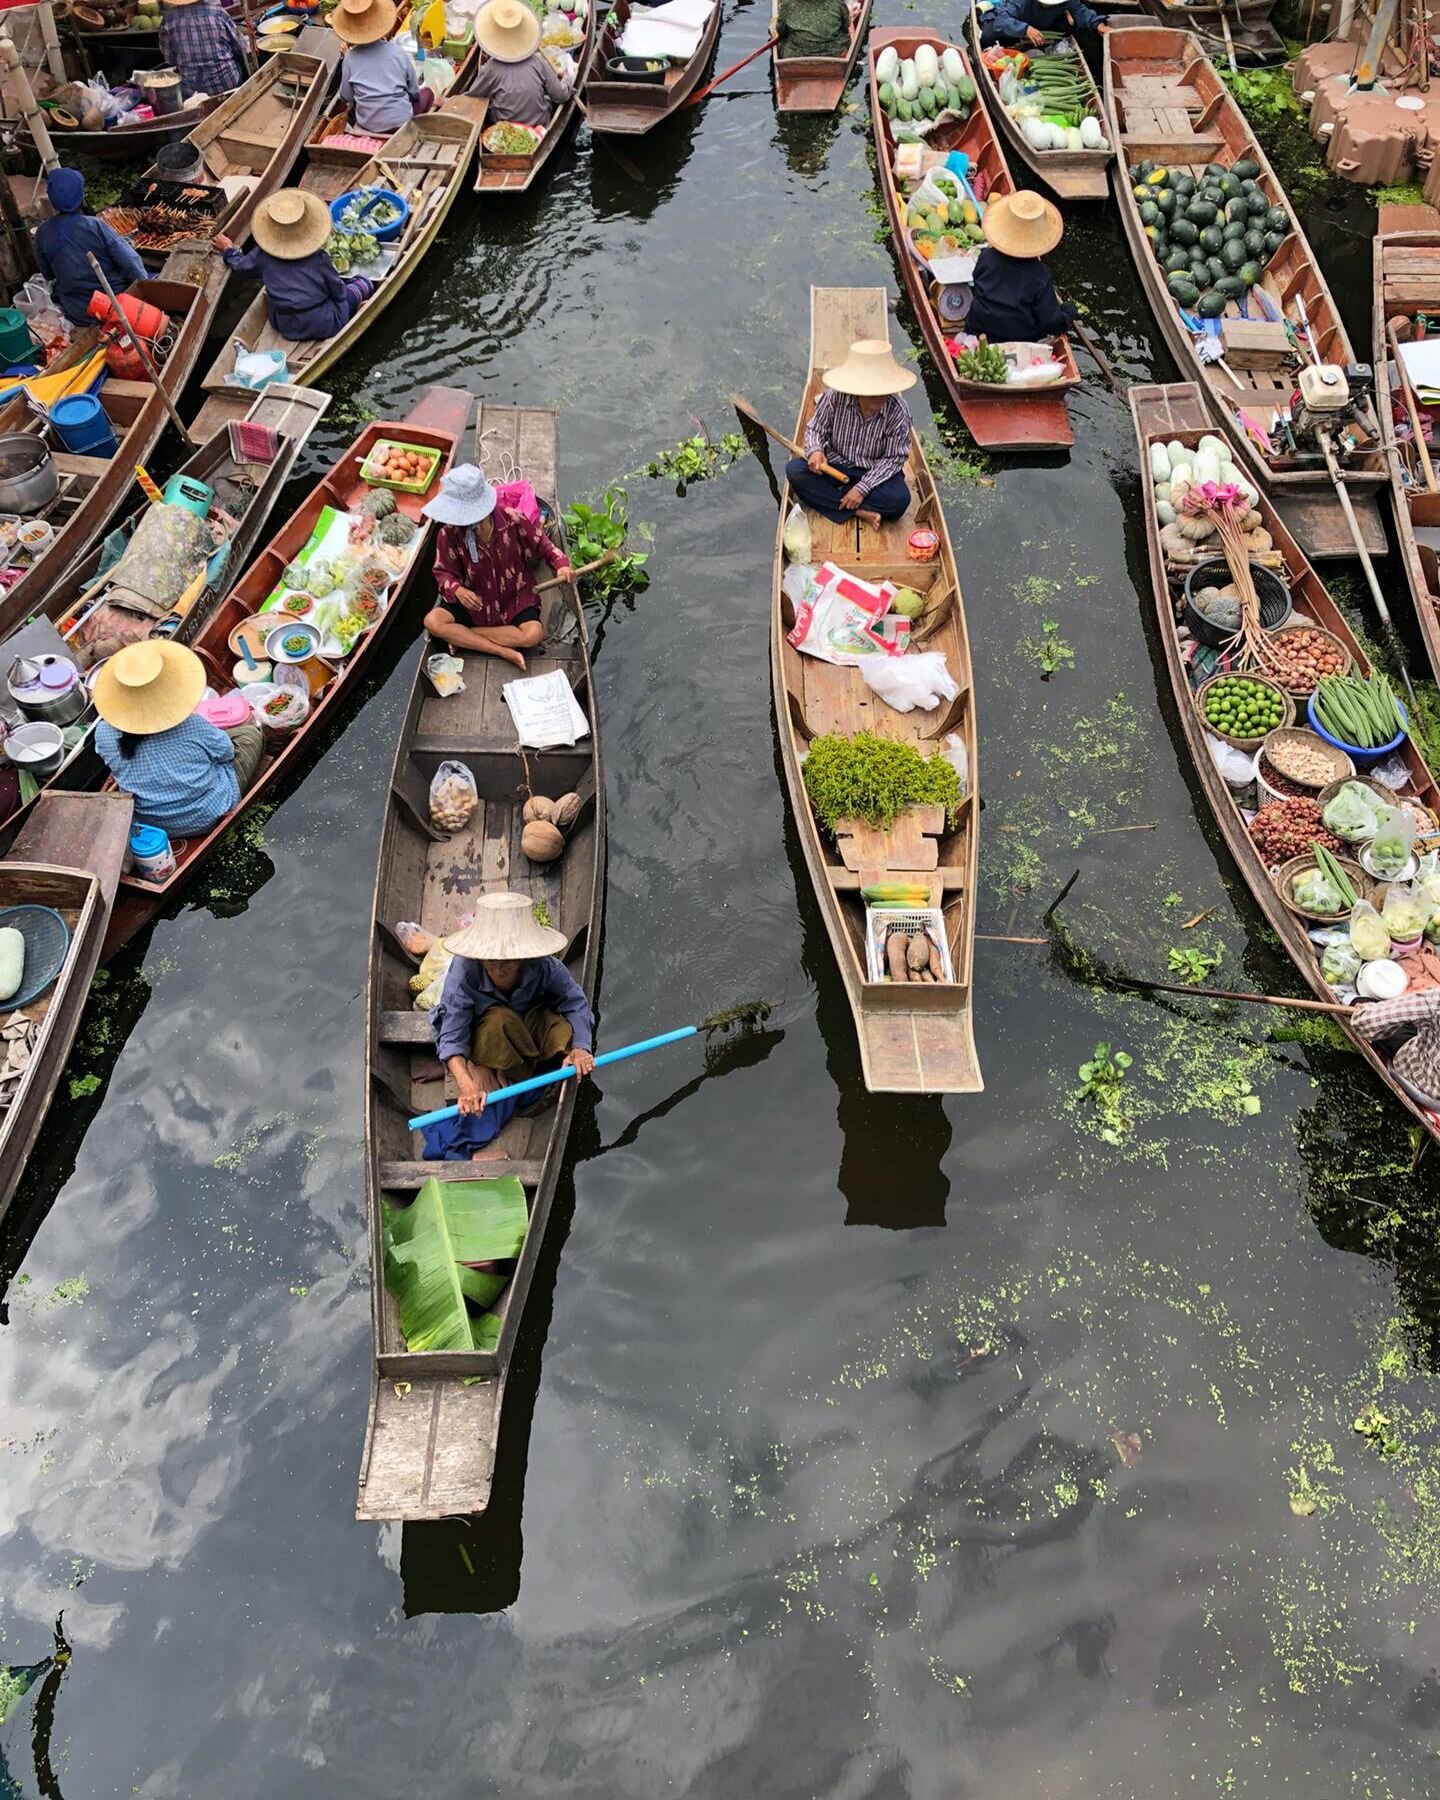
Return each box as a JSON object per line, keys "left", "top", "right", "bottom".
{"left": 1263, "top": 623, "right": 1353, "bottom": 696}
{"left": 1195, "top": 673, "right": 1294, "bottom": 752}
{"left": 1272, "top": 852, "right": 1372, "bottom": 923}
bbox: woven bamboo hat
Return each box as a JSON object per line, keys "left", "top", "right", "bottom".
{"left": 822, "top": 339, "right": 916, "bottom": 397}
{"left": 331, "top": 0, "right": 397, "bottom": 44}
{"left": 251, "top": 188, "right": 333, "bottom": 259}
{"left": 93, "top": 641, "right": 206, "bottom": 736}
{"left": 475, "top": 0, "right": 540, "bottom": 62}
{"left": 444, "top": 891, "right": 567, "bottom": 961}
{"left": 983, "top": 188, "right": 1063, "bottom": 258}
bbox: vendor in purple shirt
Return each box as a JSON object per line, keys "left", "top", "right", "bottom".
{"left": 215, "top": 189, "right": 374, "bottom": 344}
{"left": 331, "top": 0, "right": 433, "bottom": 136}
{"left": 428, "top": 891, "right": 595, "bottom": 1161}
{"left": 461, "top": 0, "right": 571, "bottom": 129}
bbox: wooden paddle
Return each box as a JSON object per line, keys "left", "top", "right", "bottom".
{"left": 1318, "top": 428, "right": 1418, "bottom": 705}
{"left": 535, "top": 550, "right": 616, "bottom": 594}
{"left": 1061, "top": 306, "right": 1119, "bottom": 392}
{"left": 687, "top": 34, "right": 779, "bottom": 106}
{"left": 1110, "top": 973, "right": 1353, "bottom": 1015}
{"left": 730, "top": 393, "right": 848, "bottom": 483}
{"left": 1388, "top": 318, "right": 1437, "bottom": 493}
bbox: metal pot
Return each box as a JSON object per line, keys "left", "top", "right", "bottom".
{"left": 8, "top": 654, "right": 88, "bottom": 727}
{"left": 140, "top": 68, "right": 184, "bottom": 116}
{"left": 0, "top": 435, "right": 56, "bottom": 515}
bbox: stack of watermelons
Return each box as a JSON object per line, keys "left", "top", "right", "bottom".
{"left": 1130, "top": 158, "right": 1290, "bottom": 322}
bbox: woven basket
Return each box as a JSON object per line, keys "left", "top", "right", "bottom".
{"left": 1263, "top": 624, "right": 1354, "bottom": 696}
{"left": 1256, "top": 727, "right": 1353, "bottom": 794}
{"left": 0, "top": 903, "right": 71, "bottom": 1007}
{"left": 1315, "top": 772, "right": 1394, "bottom": 815}
{"left": 1272, "top": 853, "right": 1371, "bottom": 923}
{"left": 1195, "top": 673, "right": 1295, "bottom": 751}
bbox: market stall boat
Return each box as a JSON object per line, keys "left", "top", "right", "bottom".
{"left": 1372, "top": 207, "right": 1440, "bottom": 691}
{"left": 475, "top": 5, "right": 600, "bottom": 191}
{"left": 0, "top": 386, "right": 331, "bottom": 849}
{"left": 0, "top": 254, "right": 228, "bottom": 645}
{"left": 356, "top": 401, "right": 602, "bottom": 1522}
{"left": 10, "top": 75, "right": 223, "bottom": 161}
{"left": 771, "top": 0, "right": 872, "bottom": 112}
{"left": 304, "top": 21, "right": 483, "bottom": 180}
{"left": 1104, "top": 24, "right": 1387, "bottom": 560}
{"left": 0, "top": 791, "right": 133, "bottom": 1228}
{"left": 966, "top": 5, "right": 1112, "bottom": 199}
{"left": 1133, "top": 379, "right": 1440, "bottom": 1143}
{"left": 1135, "top": 0, "right": 1285, "bottom": 65}
{"left": 99, "top": 47, "right": 342, "bottom": 269}
{"left": 581, "top": 0, "right": 723, "bottom": 134}
{"left": 771, "top": 285, "right": 980, "bottom": 1094}
{"left": 868, "top": 28, "right": 1080, "bottom": 450}
{"left": 99, "top": 385, "right": 471, "bottom": 958}
{"left": 197, "top": 109, "right": 480, "bottom": 394}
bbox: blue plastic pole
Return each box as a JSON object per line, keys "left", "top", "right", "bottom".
{"left": 407, "top": 1025, "right": 699, "bottom": 1131}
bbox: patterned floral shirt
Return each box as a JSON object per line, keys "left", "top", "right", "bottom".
{"left": 432, "top": 508, "right": 566, "bottom": 627}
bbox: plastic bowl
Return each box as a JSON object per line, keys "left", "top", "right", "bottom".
{"left": 329, "top": 186, "right": 408, "bottom": 243}
{"left": 1306, "top": 691, "right": 1407, "bottom": 768}
{"left": 266, "top": 620, "right": 322, "bottom": 664}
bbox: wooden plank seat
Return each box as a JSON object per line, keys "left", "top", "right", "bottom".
{"left": 380, "top": 1159, "right": 544, "bottom": 1189}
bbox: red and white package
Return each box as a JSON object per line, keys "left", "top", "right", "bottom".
{"left": 784, "top": 562, "right": 908, "bottom": 665}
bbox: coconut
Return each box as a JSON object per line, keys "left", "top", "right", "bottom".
{"left": 890, "top": 587, "right": 925, "bottom": 621}
{"left": 522, "top": 795, "right": 556, "bottom": 824}
{"left": 521, "top": 820, "right": 565, "bottom": 863}
{"left": 552, "top": 792, "right": 581, "bottom": 832}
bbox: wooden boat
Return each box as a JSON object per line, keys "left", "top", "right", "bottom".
{"left": 1136, "top": 0, "right": 1285, "bottom": 64}
{"left": 772, "top": 0, "right": 872, "bottom": 112}
{"left": 1133, "top": 380, "right": 1440, "bottom": 1142}
{"left": 0, "top": 386, "right": 331, "bottom": 849}
{"left": 304, "top": 23, "right": 482, "bottom": 181}
{"left": 772, "top": 287, "right": 980, "bottom": 1094}
{"left": 868, "top": 28, "right": 1080, "bottom": 450}
{"left": 198, "top": 110, "right": 480, "bottom": 394}
{"left": 0, "top": 791, "right": 133, "bottom": 1229}
{"left": 966, "top": 5, "right": 1112, "bottom": 199}
{"left": 1373, "top": 207, "right": 1440, "bottom": 691}
{"left": 0, "top": 255, "right": 228, "bottom": 645}
{"left": 1103, "top": 24, "right": 1388, "bottom": 560}
{"left": 475, "top": 8, "right": 601, "bottom": 191}
{"left": 581, "top": 0, "right": 723, "bottom": 135}
{"left": 106, "top": 47, "right": 341, "bottom": 270}
{"left": 357, "top": 401, "right": 603, "bottom": 1522}
{"left": 101, "top": 385, "right": 471, "bottom": 959}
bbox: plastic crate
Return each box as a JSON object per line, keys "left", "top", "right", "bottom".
{"left": 864, "top": 906, "right": 953, "bottom": 985}
{"left": 359, "top": 439, "right": 442, "bottom": 493}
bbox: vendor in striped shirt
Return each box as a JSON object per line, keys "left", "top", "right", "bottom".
{"left": 785, "top": 338, "right": 916, "bottom": 528}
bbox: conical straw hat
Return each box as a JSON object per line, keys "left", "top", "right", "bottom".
{"left": 444, "top": 890, "right": 567, "bottom": 960}
{"left": 331, "top": 0, "right": 397, "bottom": 43}
{"left": 251, "top": 188, "right": 333, "bottom": 260}
{"left": 822, "top": 339, "right": 917, "bottom": 397}
{"left": 982, "top": 189, "right": 1063, "bottom": 259}
{"left": 475, "top": 0, "right": 541, "bottom": 62}
{"left": 92, "top": 640, "right": 206, "bottom": 735}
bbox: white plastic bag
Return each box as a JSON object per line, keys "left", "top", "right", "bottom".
{"left": 230, "top": 343, "right": 289, "bottom": 391}
{"left": 782, "top": 502, "right": 812, "bottom": 564}
{"left": 858, "top": 651, "right": 959, "bottom": 714}
{"left": 1207, "top": 730, "right": 1256, "bottom": 787}
{"left": 942, "top": 731, "right": 969, "bottom": 796}
{"left": 429, "top": 760, "right": 478, "bottom": 832}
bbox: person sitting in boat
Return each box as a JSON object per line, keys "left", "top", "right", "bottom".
{"left": 333, "top": 0, "right": 434, "bottom": 136}
{"left": 775, "top": 0, "right": 852, "bottom": 60}
{"left": 461, "top": 0, "right": 570, "bottom": 129}
{"left": 979, "top": 0, "right": 1106, "bottom": 45}
{"left": 32, "top": 168, "right": 147, "bottom": 329}
{"left": 784, "top": 338, "right": 915, "bottom": 529}
{"left": 93, "top": 641, "right": 263, "bottom": 837}
{"left": 421, "top": 464, "right": 572, "bottom": 670}
{"left": 427, "top": 890, "right": 595, "bottom": 1161}
{"left": 215, "top": 190, "right": 375, "bottom": 343}
{"left": 964, "top": 189, "right": 1077, "bottom": 345}
{"left": 159, "top": 0, "right": 248, "bottom": 99}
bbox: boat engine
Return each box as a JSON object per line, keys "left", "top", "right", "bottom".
{"left": 1288, "top": 362, "right": 1375, "bottom": 457}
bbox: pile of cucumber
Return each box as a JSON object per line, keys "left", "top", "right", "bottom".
{"left": 1130, "top": 158, "right": 1290, "bottom": 321}
{"left": 876, "top": 42, "right": 974, "bottom": 128}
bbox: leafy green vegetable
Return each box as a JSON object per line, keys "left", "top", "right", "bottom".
{"left": 382, "top": 1176, "right": 527, "bottom": 1352}
{"left": 800, "top": 732, "right": 962, "bottom": 833}
{"left": 561, "top": 486, "right": 649, "bottom": 599}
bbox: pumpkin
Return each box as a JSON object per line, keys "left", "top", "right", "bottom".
{"left": 374, "top": 512, "right": 417, "bottom": 547}
{"left": 360, "top": 488, "right": 398, "bottom": 520}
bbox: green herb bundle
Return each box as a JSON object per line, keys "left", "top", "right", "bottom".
{"left": 801, "top": 732, "right": 962, "bottom": 833}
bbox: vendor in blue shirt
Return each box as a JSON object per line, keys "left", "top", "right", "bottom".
{"left": 215, "top": 188, "right": 374, "bottom": 343}
{"left": 33, "top": 167, "right": 147, "bottom": 327}
{"left": 93, "top": 641, "right": 263, "bottom": 838}
{"left": 427, "top": 892, "right": 596, "bottom": 1161}
{"left": 964, "top": 189, "right": 1077, "bottom": 345}
{"left": 979, "top": 0, "right": 1106, "bottom": 46}
{"left": 331, "top": 0, "right": 433, "bottom": 136}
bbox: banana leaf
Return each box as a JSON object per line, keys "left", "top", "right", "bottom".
{"left": 382, "top": 1176, "right": 527, "bottom": 1353}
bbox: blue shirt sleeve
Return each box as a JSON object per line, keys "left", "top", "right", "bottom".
{"left": 431, "top": 955, "right": 477, "bottom": 1064}
{"left": 101, "top": 220, "right": 147, "bottom": 288}
{"left": 1067, "top": 0, "right": 1104, "bottom": 29}
{"left": 223, "top": 244, "right": 263, "bottom": 276}
{"left": 402, "top": 46, "right": 420, "bottom": 99}
{"left": 984, "top": 0, "right": 1032, "bottom": 43}
{"left": 318, "top": 254, "right": 346, "bottom": 302}
{"left": 195, "top": 717, "right": 235, "bottom": 766}
{"left": 538, "top": 957, "right": 594, "bottom": 1052}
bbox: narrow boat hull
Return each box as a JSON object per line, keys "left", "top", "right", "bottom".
{"left": 475, "top": 3, "right": 601, "bottom": 190}
{"left": 967, "top": 6, "right": 1112, "bottom": 199}
{"left": 772, "top": 0, "right": 873, "bottom": 113}
{"left": 581, "top": 0, "right": 723, "bottom": 134}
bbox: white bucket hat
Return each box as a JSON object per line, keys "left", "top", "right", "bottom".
{"left": 444, "top": 890, "right": 567, "bottom": 960}
{"left": 422, "top": 462, "right": 498, "bottom": 527}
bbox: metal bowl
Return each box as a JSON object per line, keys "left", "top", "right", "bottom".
{"left": 0, "top": 435, "right": 56, "bottom": 516}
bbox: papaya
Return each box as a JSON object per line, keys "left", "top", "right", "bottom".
{"left": 879, "top": 80, "right": 895, "bottom": 107}
{"left": 956, "top": 72, "right": 974, "bottom": 101}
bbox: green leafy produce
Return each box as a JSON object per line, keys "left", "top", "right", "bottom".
{"left": 1202, "top": 675, "right": 1285, "bottom": 738}
{"left": 382, "top": 1174, "right": 526, "bottom": 1352}
{"left": 801, "top": 731, "right": 962, "bottom": 833}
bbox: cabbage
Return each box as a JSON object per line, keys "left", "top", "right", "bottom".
{"left": 1322, "top": 780, "right": 1386, "bottom": 843}
{"left": 1321, "top": 941, "right": 1362, "bottom": 987}
{"left": 876, "top": 44, "right": 899, "bottom": 83}
{"left": 1350, "top": 900, "right": 1391, "bottom": 962}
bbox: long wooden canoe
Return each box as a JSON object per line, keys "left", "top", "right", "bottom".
{"left": 772, "top": 287, "right": 980, "bottom": 1094}
{"left": 357, "top": 401, "right": 603, "bottom": 1522}
{"left": 0, "top": 386, "right": 330, "bottom": 850}
{"left": 0, "top": 791, "right": 133, "bottom": 1228}
{"left": 1136, "top": 0, "right": 1285, "bottom": 64}
{"left": 1373, "top": 208, "right": 1440, "bottom": 692}
{"left": 1103, "top": 24, "right": 1388, "bottom": 561}
{"left": 108, "top": 47, "right": 341, "bottom": 270}
{"left": 1132, "top": 380, "right": 1440, "bottom": 1141}
{"left": 198, "top": 109, "right": 480, "bottom": 394}
{"left": 475, "top": 10, "right": 601, "bottom": 191}
{"left": 0, "top": 254, "right": 227, "bottom": 644}
{"left": 581, "top": 0, "right": 723, "bottom": 135}
{"left": 101, "top": 385, "right": 472, "bottom": 958}
{"left": 305, "top": 32, "right": 483, "bottom": 182}
{"left": 772, "top": 0, "right": 872, "bottom": 112}
{"left": 966, "top": 6, "right": 1112, "bottom": 199}
{"left": 868, "top": 28, "right": 1080, "bottom": 450}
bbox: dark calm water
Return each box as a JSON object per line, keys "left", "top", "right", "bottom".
{"left": 3, "top": 15, "right": 1440, "bottom": 1796}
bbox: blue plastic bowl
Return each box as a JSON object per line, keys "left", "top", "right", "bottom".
{"left": 329, "top": 186, "right": 409, "bottom": 244}
{"left": 1306, "top": 692, "right": 1407, "bottom": 767}
{"left": 0, "top": 902, "right": 71, "bottom": 1008}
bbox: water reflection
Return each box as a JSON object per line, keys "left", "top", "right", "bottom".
{"left": 773, "top": 111, "right": 843, "bottom": 178}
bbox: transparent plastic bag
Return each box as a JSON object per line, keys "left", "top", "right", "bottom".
{"left": 783, "top": 503, "right": 812, "bottom": 564}
{"left": 942, "top": 731, "right": 969, "bottom": 796}
{"left": 858, "top": 650, "right": 959, "bottom": 714}
{"left": 411, "top": 940, "right": 454, "bottom": 1011}
{"left": 1320, "top": 940, "right": 1362, "bottom": 988}
{"left": 1369, "top": 805, "right": 1416, "bottom": 878}
{"left": 1322, "top": 780, "right": 1386, "bottom": 842}
{"left": 1349, "top": 899, "right": 1392, "bottom": 962}
{"left": 429, "top": 759, "right": 478, "bottom": 832}
{"left": 1381, "top": 881, "right": 1428, "bottom": 940}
